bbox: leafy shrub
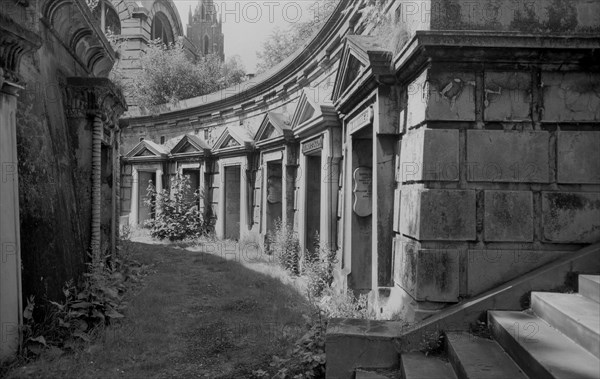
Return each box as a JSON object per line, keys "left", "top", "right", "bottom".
{"left": 20, "top": 241, "right": 149, "bottom": 357}
{"left": 256, "top": 312, "right": 327, "bottom": 379}
{"left": 267, "top": 219, "right": 300, "bottom": 275}
{"left": 144, "top": 174, "right": 211, "bottom": 241}
{"left": 303, "top": 236, "right": 338, "bottom": 298}
{"left": 318, "top": 287, "right": 371, "bottom": 319}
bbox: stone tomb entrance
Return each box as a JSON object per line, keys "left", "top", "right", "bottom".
{"left": 265, "top": 160, "right": 283, "bottom": 242}
{"left": 182, "top": 168, "right": 200, "bottom": 205}
{"left": 348, "top": 125, "right": 373, "bottom": 291}
{"left": 137, "top": 171, "right": 156, "bottom": 225}
{"left": 224, "top": 165, "right": 242, "bottom": 240}
{"left": 304, "top": 151, "right": 322, "bottom": 258}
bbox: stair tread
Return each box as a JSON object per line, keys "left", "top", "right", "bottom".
{"left": 401, "top": 352, "right": 457, "bottom": 379}
{"left": 446, "top": 332, "right": 528, "bottom": 379}
{"left": 532, "top": 292, "right": 600, "bottom": 335}
{"left": 532, "top": 292, "right": 600, "bottom": 357}
{"left": 579, "top": 275, "right": 600, "bottom": 303}
{"left": 490, "top": 310, "right": 600, "bottom": 379}
{"left": 355, "top": 369, "right": 394, "bottom": 379}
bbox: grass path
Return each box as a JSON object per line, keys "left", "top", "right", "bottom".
{"left": 6, "top": 241, "right": 313, "bottom": 378}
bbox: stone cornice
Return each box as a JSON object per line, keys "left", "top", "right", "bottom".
{"left": 0, "top": 11, "right": 42, "bottom": 90}
{"left": 65, "top": 77, "right": 127, "bottom": 125}
{"left": 120, "top": 0, "right": 360, "bottom": 126}
{"left": 393, "top": 31, "right": 600, "bottom": 84}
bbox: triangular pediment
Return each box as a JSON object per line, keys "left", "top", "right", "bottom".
{"left": 332, "top": 35, "right": 393, "bottom": 103}
{"left": 223, "top": 136, "right": 240, "bottom": 147}
{"left": 213, "top": 126, "right": 255, "bottom": 152}
{"left": 170, "top": 134, "right": 210, "bottom": 156}
{"left": 255, "top": 112, "right": 292, "bottom": 143}
{"left": 291, "top": 90, "right": 324, "bottom": 129}
{"left": 138, "top": 148, "right": 156, "bottom": 157}
{"left": 125, "top": 140, "right": 166, "bottom": 159}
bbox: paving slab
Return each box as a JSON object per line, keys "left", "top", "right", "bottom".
{"left": 489, "top": 310, "right": 600, "bottom": 379}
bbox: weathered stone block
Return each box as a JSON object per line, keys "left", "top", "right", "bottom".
{"left": 401, "top": 188, "right": 476, "bottom": 241}
{"left": 484, "top": 191, "right": 533, "bottom": 242}
{"left": 542, "top": 192, "right": 600, "bottom": 243}
{"left": 396, "top": 239, "right": 459, "bottom": 302}
{"left": 122, "top": 187, "right": 132, "bottom": 200}
{"left": 557, "top": 132, "right": 600, "bottom": 184}
{"left": 484, "top": 71, "right": 531, "bottom": 121}
{"left": 542, "top": 72, "right": 600, "bottom": 122}
{"left": 400, "top": 129, "right": 459, "bottom": 182}
{"left": 407, "top": 70, "right": 427, "bottom": 128}
{"left": 427, "top": 71, "right": 476, "bottom": 121}
{"left": 467, "top": 130, "right": 550, "bottom": 183}
{"left": 467, "top": 250, "right": 567, "bottom": 296}
{"left": 326, "top": 318, "right": 404, "bottom": 379}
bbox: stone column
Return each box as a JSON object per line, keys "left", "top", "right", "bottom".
{"left": 0, "top": 16, "right": 41, "bottom": 362}
{"left": 64, "top": 78, "right": 127, "bottom": 255}
{"left": 130, "top": 168, "right": 139, "bottom": 226}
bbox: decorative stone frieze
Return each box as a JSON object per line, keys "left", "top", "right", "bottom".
{"left": 64, "top": 77, "right": 127, "bottom": 125}
{"left": 0, "top": 12, "right": 41, "bottom": 90}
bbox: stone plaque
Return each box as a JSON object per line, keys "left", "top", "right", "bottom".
{"left": 352, "top": 167, "right": 372, "bottom": 217}
{"left": 267, "top": 175, "right": 282, "bottom": 204}
{"left": 349, "top": 106, "right": 374, "bottom": 134}
{"left": 302, "top": 135, "right": 323, "bottom": 154}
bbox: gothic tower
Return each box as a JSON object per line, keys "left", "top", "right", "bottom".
{"left": 187, "top": 0, "right": 225, "bottom": 61}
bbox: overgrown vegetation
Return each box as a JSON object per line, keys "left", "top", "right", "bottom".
{"left": 7, "top": 241, "right": 150, "bottom": 370}
{"left": 144, "top": 174, "right": 212, "bottom": 241}
{"left": 260, "top": 221, "right": 371, "bottom": 378}
{"left": 256, "top": 0, "right": 338, "bottom": 73}
{"left": 114, "top": 39, "right": 245, "bottom": 106}
{"left": 267, "top": 220, "right": 301, "bottom": 275}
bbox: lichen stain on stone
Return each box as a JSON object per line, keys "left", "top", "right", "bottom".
{"left": 547, "top": 192, "right": 585, "bottom": 210}
{"left": 511, "top": 0, "right": 578, "bottom": 33}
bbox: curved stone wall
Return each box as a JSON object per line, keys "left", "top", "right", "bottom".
{"left": 120, "top": 0, "right": 600, "bottom": 320}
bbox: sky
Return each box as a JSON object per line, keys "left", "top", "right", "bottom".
{"left": 173, "top": 1, "right": 328, "bottom": 72}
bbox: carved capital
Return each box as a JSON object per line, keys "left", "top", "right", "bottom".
{"left": 65, "top": 77, "right": 128, "bottom": 126}
{"left": 0, "top": 12, "right": 41, "bottom": 91}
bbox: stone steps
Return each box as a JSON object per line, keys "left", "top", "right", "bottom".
{"left": 489, "top": 310, "right": 600, "bottom": 379}
{"left": 401, "top": 352, "right": 457, "bottom": 379}
{"left": 446, "top": 332, "right": 527, "bottom": 379}
{"left": 579, "top": 274, "right": 600, "bottom": 303}
{"left": 531, "top": 291, "right": 600, "bottom": 357}
{"left": 335, "top": 270, "right": 600, "bottom": 379}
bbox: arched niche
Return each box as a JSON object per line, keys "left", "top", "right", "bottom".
{"left": 94, "top": 1, "right": 122, "bottom": 35}
{"left": 204, "top": 35, "right": 210, "bottom": 55}
{"left": 152, "top": 11, "right": 175, "bottom": 45}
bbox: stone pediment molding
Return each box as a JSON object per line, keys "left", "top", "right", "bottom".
{"left": 333, "top": 34, "right": 394, "bottom": 111}
{"left": 213, "top": 125, "right": 255, "bottom": 154}
{"left": 255, "top": 112, "right": 293, "bottom": 145}
{"left": 65, "top": 77, "right": 127, "bottom": 125}
{"left": 0, "top": 11, "right": 42, "bottom": 92}
{"left": 170, "top": 134, "right": 211, "bottom": 157}
{"left": 291, "top": 89, "right": 340, "bottom": 138}
{"left": 124, "top": 139, "right": 168, "bottom": 161}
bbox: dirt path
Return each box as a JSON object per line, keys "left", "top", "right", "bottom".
{"left": 7, "top": 242, "right": 312, "bottom": 378}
